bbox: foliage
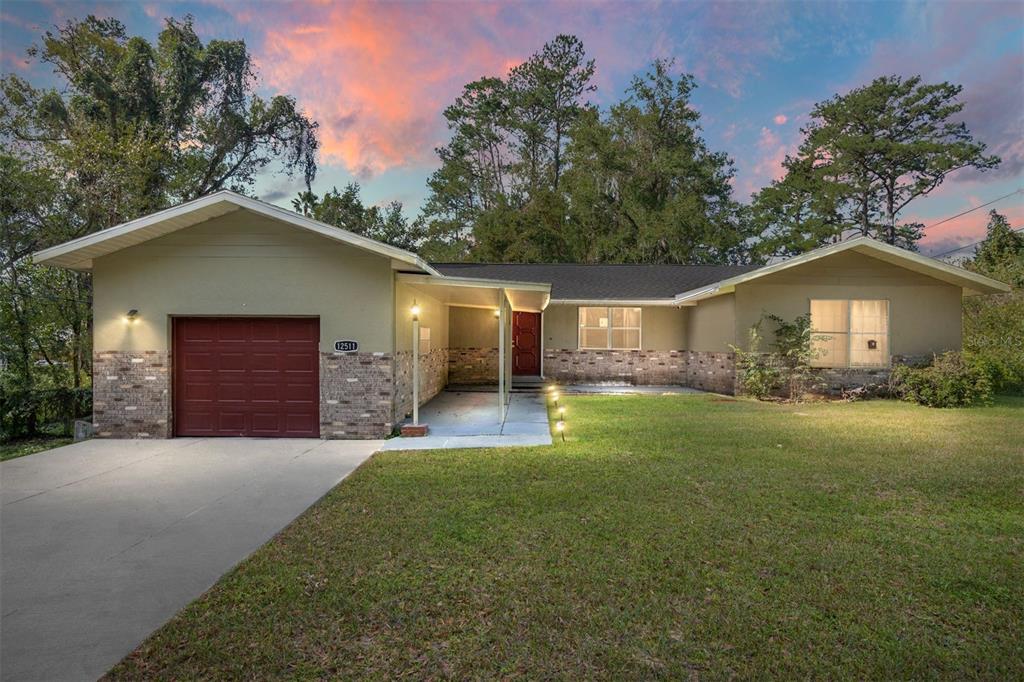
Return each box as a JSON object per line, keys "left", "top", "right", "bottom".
{"left": 764, "top": 313, "right": 820, "bottom": 400}
{"left": 733, "top": 313, "right": 820, "bottom": 401}
{"left": 563, "top": 59, "right": 752, "bottom": 264}
{"left": 0, "top": 14, "right": 319, "bottom": 409}
{"left": 752, "top": 75, "right": 999, "bottom": 258}
{"left": 0, "top": 386, "right": 92, "bottom": 441}
{"left": 2, "top": 15, "right": 319, "bottom": 212}
{"left": 107, "top": 394, "right": 1024, "bottom": 680}
{"left": 961, "top": 210, "right": 1024, "bottom": 393}
{"left": 419, "top": 41, "right": 750, "bottom": 264}
{"left": 293, "top": 183, "right": 425, "bottom": 252}
{"left": 729, "top": 321, "right": 781, "bottom": 399}
{"left": 890, "top": 352, "right": 993, "bottom": 408}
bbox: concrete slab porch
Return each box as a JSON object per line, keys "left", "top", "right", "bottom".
{"left": 380, "top": 391, "right": 552, "bottom": 450}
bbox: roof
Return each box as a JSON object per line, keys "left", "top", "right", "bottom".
{"left": 430, "top": 262, "right": 757, "bottom": 303}
{"left": 673, "top": 236, "right": 1011, "bottom": 303}
{"left": 32, "top": 190, "right": 440, "bottom": 275}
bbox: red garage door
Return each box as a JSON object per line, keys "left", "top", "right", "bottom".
{"left": 173, "top": 317, "right": 320, "bottom": 437}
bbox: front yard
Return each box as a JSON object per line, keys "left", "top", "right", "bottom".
{"left": 109, "top": 395, "right": 1023, "bottom": 680}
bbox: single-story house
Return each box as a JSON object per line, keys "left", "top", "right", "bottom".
{"left": 33, "top": 190, "right": 1010, "bottom": 439}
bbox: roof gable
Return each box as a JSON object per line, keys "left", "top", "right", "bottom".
{"left": 33, "top": 190, "right": 439, "bottom": 274}
{"left": 674, "top": 237, "right": 1011, "bottom": 302}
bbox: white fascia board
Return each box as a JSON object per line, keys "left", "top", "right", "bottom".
{"left": 549, "top": 298, "right": 688, "bottom": 307}
{"left": 396, "top": 273, "right": 551, "bottom": 293}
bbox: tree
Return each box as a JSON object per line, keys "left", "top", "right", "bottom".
{"left": 294, "top": 183, "right": 425, "bottom": 252}
{"left": 971, "top": 209, "right": 1024, "bottom": 284}
{"left": 1, "top": 14, "right": 319, "bottom": 235}
{"left": 563, "top": 59, "right": 751, "bottom": 264}
{"left": 753, "top": 75, "right": 999, "bottom": 253}
{"left": 749, "top": 154, "right": 847, "bottom": 260}
{"left": 419, "top": 35, "right": 595, "bottom": 259}
{"left": 0, "top": 15, "right": 320, "bottom": 430}
{"left": 962, "top": 210, "right": 1024, "bottom": 394}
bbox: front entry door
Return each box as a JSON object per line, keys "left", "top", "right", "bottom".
{"left": 512, "top": 311, "right": 541, "bottom": 375}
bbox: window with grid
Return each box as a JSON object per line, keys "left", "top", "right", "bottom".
{"left": 578, "top": 307, "right": 641, "bottom": 350}
{"left": 809, "top": 300, "right": 889, "bottom": 368}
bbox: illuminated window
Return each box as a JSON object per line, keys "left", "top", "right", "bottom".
{"left": 810, "top": 300, "right": 889, "bottom": 368}
{"left": 578, "top": 307, "right": 641, "bottom": 350}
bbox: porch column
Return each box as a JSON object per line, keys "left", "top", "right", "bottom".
{"left": 497, "top": 288, "right": 506, "bottom": 421}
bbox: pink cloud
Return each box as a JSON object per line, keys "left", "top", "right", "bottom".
{"left": 773, "top": 114, "right": 787, "bottom": 125}
{"left": 916, "top": 202, "right": 1024, "bottom": 254}
{"left": 752, "top": 126, "right": 790, "bottom": 183}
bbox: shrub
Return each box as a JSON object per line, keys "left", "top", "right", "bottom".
{"left": 890, "top": 352, "right": 993, "bottom": 408}
{"left": 731, "top": 323, "right": 781, "bottom": 399}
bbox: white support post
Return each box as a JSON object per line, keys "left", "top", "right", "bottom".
{"left": 412, "top": 316, "right": 420, "bottom": 426}
{"left": 497, "top": 289, "right": 506, "bottom": 421}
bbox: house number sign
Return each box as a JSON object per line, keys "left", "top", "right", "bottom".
{"left": 333, "top": 339, "right": 359, "bottom": 353}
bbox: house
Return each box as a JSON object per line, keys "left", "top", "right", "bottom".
{"left": 33, "top": 191, "right": 1010, "bottom": 439}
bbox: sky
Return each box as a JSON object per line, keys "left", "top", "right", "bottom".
{"left": 2, "top": 0, "right": 1022, "bottom": 257}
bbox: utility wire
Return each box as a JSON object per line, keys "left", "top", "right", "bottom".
{"left": 923, "top": 188, "right": 1023, "bottom": 231}
{"left": 932, "top": 225, "right": 1024, "bottom": 259}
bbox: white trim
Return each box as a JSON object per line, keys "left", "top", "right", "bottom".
{"left": 33, "top": 190, "right": 441, "bottom": 275}
{"left": 553, "top": 298, "right": 688, "bottom": 307}
{"left": 396, "top": 273, "right": 550, "bottom": 292}
{"left": 673, "top": 236, "right": 1011, "bottom": 303}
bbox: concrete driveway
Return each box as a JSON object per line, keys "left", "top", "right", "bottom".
{"left": 0, "top": 437, "right": 380, "bottom": 682}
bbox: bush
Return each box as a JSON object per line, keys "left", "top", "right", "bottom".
{"left": 890, "top": 352, "right": 993, "bottom": 408}
{"left": 0, "top": 387, "right": 92, "bottom": 441}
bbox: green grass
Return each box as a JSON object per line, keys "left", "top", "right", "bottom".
{"left": 0, "top": 436, "right": 73, "bottom": 461}
{"left": 108, "top": 395, "right": 1023, "bottom": 680}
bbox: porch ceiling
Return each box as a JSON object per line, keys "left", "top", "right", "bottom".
{"left": 396, "top": 273, "right": 551, "bottom": 312}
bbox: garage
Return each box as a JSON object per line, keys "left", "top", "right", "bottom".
{"left": 173, "top": 317, "right": 320, "bottom": 437}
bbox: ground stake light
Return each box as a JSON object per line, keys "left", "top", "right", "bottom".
{"left": 555, "top": 420, "right": 565, "bottom": 442}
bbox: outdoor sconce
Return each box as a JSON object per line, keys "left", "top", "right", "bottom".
{"left": 123, "top": 309, "right": 139, "bottom": 324}
{"left": 410, "top": 301, "right": 421, "bottom": 321}
{"left": 494, "top": 308, "right": 500, "bottom": 318}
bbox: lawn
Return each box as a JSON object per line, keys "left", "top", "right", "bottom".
{"left": 0, "top": 436, "right": 73, "bottom": 461}
{"left": 108, "top": 395, "right": 1023, "bottom": 680}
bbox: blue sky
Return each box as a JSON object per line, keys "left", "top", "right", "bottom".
{"left": 2, "top": 0, "right": 1022, "bottom": 255}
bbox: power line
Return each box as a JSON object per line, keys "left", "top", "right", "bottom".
{"left": 923, "top": 188, "right": 1023, "bottom": 232}
{"left": 932, "top": 225, "right": 1024, "bottom": 259}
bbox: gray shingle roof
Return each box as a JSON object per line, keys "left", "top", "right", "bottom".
{"left": 430, "top": 263, "right": 759, "bottom": 300}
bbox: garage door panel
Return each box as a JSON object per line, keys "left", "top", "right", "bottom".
{"left": 174, "top": 317, "right": 319, "bottom": 437}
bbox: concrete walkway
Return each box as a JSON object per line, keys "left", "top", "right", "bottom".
{"left": 0, "top": 437, "right": 380, "bottom": 682}
{"left": 381, "top": 391, "right": 552, "bottom": 450}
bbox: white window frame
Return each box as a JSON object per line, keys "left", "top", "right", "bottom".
{"left": 578, "top": 306, "right": 642, "bottom": 350}
{"left": 809, "top": 298, "right": 890, "bottom": 369}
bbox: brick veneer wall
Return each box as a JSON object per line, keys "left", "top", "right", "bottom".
{"left": 685, "top": 352, "right": 737, "bottom": 394}
{"left": 805, "top": 354, "right": 931, "bottom": 396}
{"left": 320, "top": 352, "right": 395, "bottom": 439}
{"left": 394, "top": 348, "right": 449, "bottom": 424}
{"left": 93, "top": 351, "right": 171, "bottom": 438}
{"left": 543, "top": 349, "right": 688, "bottom": 385}
{"left": 448, "top": 347, "right": 499, "bottom": 384}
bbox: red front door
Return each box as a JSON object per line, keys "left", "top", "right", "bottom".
{"left": 512, "top": 311, "right": 541, "bottom": 376}
{"left": 173, "top": 317, "right": 320, "bottom": 437}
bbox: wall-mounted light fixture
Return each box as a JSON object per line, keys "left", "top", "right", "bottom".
{"left": 494, "top": 308, "right": 501, "bottom": 318}
{"left": 410, "top": 301, "right": 421, "bottom": 321}
{"left": 123, "top": 309, "right": 139, "bottom": 324}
